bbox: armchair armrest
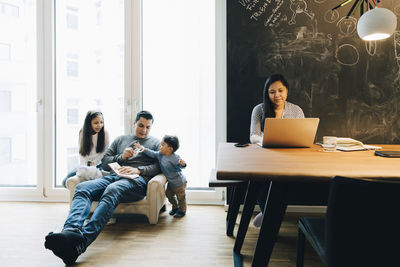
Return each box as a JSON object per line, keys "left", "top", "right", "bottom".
{"left": 146, "top": 173, "right": 167, "bottom": 224}
{"left": 147, "top": 173, "right": 167, "bottom": 199}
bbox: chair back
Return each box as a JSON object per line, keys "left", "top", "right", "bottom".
{"left": 326, "top": 176, "right": 400, "bottom": 267}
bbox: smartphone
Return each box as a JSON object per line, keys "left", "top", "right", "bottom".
{"left": 234, "top": 142, "right": 250, "bottom": 147}
{"left": 374, "top": 151, "right": 400, "bottom": 158}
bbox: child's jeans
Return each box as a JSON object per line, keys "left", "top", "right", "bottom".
{"left": 166, "top": 182, "right": 187, "bottom": 212}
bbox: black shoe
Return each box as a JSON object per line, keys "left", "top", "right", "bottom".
{"left": 174, "top": 211, "right": 186, "bottom": 218}
{"left": 44, "top": 230, "right": 85, "bottom": 265}
{"left": 169, "top": 208, "right": 179, "bottom": 215}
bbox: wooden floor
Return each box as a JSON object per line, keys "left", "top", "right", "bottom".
{"left": 0, "top": 202, "right": 323, "bottom": 267}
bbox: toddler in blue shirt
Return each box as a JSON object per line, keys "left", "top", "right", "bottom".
{"left": 134, "top": 135, "right": 187, "bottom": 217}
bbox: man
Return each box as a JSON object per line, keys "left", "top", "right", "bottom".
{"left": 45, "top": 110, "right": 161, "bottom": 265}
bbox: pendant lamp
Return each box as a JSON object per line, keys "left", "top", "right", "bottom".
{"left": 332, "top": 0, "right": 397, "bottom": 41}
{"left": 357, "top": 7, "right": 397, "bottom": 40}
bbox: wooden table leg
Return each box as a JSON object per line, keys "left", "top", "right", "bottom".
{"left": 233, "top": 181, "right": 258, "bottom": 253}
{"left": 252, "top": 181, "right": 288, "bottom": 267}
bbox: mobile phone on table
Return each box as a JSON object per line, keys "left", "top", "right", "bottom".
{"left": 374, "top": 151, "right": 400, "bottom": 158}
{"left": 234, "top": 142, "right": 250, "bottom": 147}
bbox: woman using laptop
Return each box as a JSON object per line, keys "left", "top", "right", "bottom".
{"left": 249, "top": 73, "right": 304, "bottom": 227}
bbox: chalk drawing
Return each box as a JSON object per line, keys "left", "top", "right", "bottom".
{"left": 337, "top": 16, "right": 357, "bottom": 36}
{"left": 288, "top": 0, "right": 315, "bottom": 25}
{"left": 394, "top": 4, "right": 400, "bottom": 15}
{"left": 336, "top": 44, "right": 359, "bottom": 66}
{"left": 314, "top": 0, "right": 328, "bottom": 3}
{"left": 264, "top": 0, "right": 285, "bottom": 28}
{"left": 394, "top": 31, "right": 400, "bottom": 59}
{"left": 238, "top": 0, "right": 252, "bottom": 8}
{"left": 365, "top": 40, "right": 377, "bottom": 56}
{"left": 324, "top": 9, "right": 339, "bottom": 24}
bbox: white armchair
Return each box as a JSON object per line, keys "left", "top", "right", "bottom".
{"left": 65, "top": 173, "right": 167, "bottom": 224}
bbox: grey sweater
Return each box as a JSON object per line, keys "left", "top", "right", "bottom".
{"left": 102, "top": 134, "right": 161, "bottom": 181}
{"left": 143, "top": 149, "right": 186, "bottom": 189}
{"left": 250, "top": 101, "right": 305, "bottom": 138}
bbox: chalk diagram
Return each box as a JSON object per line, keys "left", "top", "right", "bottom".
{"left": 337, "top": 16, "right": 357, "bottom": 36}
{"left": 394, "top": 31, "right": 400, "bottom": 59}
{"left": 324, "top": 9, "right": 340, "bottom": 24}
{"left": 336, "top": 44, "right": 359, "bottom": 66}
{"left": 288, "top": 0, "right": 315, "bottom": 25}
{"left": 394, "top": 4, "right": 400, "bottom": 15}
{"left": 365, "top": 40, "right": 377, "bottom": 56}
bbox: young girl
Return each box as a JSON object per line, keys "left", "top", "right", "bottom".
{"left": 62, "top": 110, "right": 110, "bottom": 187}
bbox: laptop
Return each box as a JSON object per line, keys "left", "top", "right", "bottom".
{"left": 258, "top": 118, "right": 320, "bottom": 148}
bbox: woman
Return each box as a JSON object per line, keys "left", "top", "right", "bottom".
{"left": 249, "top": 73, "right": 304, "bottom": 227}
{"left": 62, "top": 110, "right": 110, "bottom": 187}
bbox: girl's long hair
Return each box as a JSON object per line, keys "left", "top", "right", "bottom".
{"left": 79, "top": 110, "right": 105, "bottom": 156}
{"left": 262, "top": 73, "right": 289, "bottom": 120}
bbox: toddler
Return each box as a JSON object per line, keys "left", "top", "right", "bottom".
{"left": 134, "top": 135, "right": 187, "bottom": 217}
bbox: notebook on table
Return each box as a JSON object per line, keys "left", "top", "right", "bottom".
{"left": 258, "top": 118, "right": 320, "bottom": 148}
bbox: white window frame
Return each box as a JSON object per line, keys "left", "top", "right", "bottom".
{"left": 0, "top": 0, "right": 46, "bottom": 201}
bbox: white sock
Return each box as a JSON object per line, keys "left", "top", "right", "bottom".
{"left": 252, "top": 212, "right": 263, "bottom": 227}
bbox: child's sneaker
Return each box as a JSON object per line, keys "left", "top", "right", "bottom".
{"left": 173, "top": 211, "right": 186, "bottom": 218}
{"left": 169, "top": 208, "right": 179, "bottom": 216}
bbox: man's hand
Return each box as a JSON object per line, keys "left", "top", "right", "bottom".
{"left": 133, "top": 142, "right": 141, "bottom": 149}
{"left": 179, "top": 159, "right": 186, "bottom": 167}
{"left": 122, "top": 147, "right": 134, "bottom": 160}
{"left": 118, "top": 166, "right": 141, "bottom": 175}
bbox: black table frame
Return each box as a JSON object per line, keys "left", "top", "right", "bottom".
{"left": 233, "top": 180, "right": 330, "bottom": 267}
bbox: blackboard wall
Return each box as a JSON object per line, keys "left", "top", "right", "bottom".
{"left": 227, "top": 0, "right": 400, "bottom": 144}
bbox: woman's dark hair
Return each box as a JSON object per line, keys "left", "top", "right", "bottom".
{"left": 262, "top": 73, "right": 289, "bottom": 120}
{"left": 163, "top": 135, "right": 180, "bottom": 152}
{"left": 79, "top": 110, "right": 105, "bottom": 156}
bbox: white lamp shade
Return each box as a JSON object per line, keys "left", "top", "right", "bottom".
{"left": 357, "top": 7, "right": 397, "bottom": 40}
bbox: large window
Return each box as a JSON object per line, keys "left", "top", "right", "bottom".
{"left": 142, "top": 0, "right": 216, "bottom": 188}
{"left": 54, "top": 0, "right": 125, "bottom": 186}
{"left": 0, "top": 0, "right": 223, "bottom": 202}
{"left": 0, "top": 0, "right": 37, "bottom": 187}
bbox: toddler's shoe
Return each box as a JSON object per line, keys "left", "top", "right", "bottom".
{"left": 173, "top": 211, "right": 186, "bottom": 218}
{"left": 169, "top": 208, "right": 179, "bottom": 216}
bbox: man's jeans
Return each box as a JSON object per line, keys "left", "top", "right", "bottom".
{"left": 63, "top": 174, "right": 147, "bottom": 247}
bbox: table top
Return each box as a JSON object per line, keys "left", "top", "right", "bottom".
{"left": 216, "top": 143, "right": 400, "bottom": 182}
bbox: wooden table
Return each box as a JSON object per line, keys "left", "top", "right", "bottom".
{"left": 216, "top": 143, "right": 400, "bottom": 266}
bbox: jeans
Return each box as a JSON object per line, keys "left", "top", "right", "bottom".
{"left": 63, "top": 174, "right": 147, "bottom": 247}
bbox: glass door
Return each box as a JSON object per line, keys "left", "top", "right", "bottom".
{"left": 142, "top": 0, "right": 221, "bottom": 203}
{"left": 0, "top": 0, "right": 39, "bottom": 199}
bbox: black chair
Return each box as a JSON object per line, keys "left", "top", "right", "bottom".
{"left": 297, "top": 176, "right": 400, "bottom": 267}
